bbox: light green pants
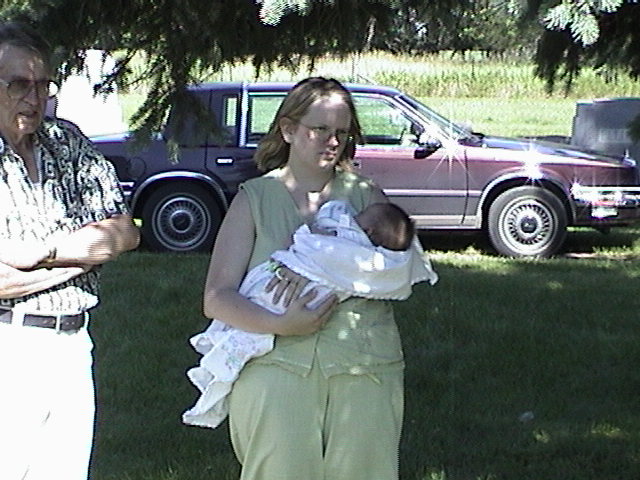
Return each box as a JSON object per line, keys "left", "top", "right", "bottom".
{"left": 228, "top": 360, "right": 404, "bottom": 480}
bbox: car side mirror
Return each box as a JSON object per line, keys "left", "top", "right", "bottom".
{"left": 414, "top": 137, "right": 442, "bottom": 159}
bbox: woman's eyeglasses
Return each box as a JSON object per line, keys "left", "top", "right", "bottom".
{"left": 298, "top": 122, "right": 351, "bottom": 143}
{"left": 0, "top": 78, "right": 60, "bottom": 100}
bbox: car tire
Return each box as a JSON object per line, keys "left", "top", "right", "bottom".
{"left": 487, "top": 186, "right": 567, "bottom": 258}
{"left": 141, "top": 183, "right": 222, "bottom": 253}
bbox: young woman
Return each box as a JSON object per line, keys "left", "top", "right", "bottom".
{"left": 203, "top": 77, "right": 409, "bottom": 480}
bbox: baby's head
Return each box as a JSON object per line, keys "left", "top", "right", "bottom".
{"left": 355, "top": 202, "right": 415, "bottom": 251}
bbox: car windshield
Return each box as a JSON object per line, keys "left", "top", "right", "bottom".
{"left": 400, "top": 94, "right": 470, "bottom": 140}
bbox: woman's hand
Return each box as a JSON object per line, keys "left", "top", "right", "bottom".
{"left": 265, "top": 263, "right": 311, "bottom": 307}
{"left": 273, "top": 288, "right": 338, "bottom": 336}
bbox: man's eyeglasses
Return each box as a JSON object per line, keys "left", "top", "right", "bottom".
{"left": 0, "top": 78, "right": 60, "bottom": 100}
{"left": 299, "top": 122, "right": 351, "bottom": 143}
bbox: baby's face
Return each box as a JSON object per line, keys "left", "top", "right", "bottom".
{"left": 355, "top": 208, "right": 389, "bottom": 248}
{"left": 356, "top": 206, "right": 409, "bottom": 251}
{"left": 354, "top": 208, "right": 377, "bottom": 234}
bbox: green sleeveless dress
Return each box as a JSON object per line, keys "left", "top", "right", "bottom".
{"left": 240, "top": 168, "right": 405, "bottom": 378}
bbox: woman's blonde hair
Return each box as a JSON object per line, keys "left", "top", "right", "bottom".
{"left": 255, "top": 77, "right": 363, "bottom": 172}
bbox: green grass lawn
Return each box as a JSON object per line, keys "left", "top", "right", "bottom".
{"left": 420, "top": 97, "right": 577, "bottom": 139}
{"left": 90, "top": 226, "right": 640, "bottom": 480}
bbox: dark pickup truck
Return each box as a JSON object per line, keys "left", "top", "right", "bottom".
{"left": 91, "top": 81, "right": 640, "bottom": 257}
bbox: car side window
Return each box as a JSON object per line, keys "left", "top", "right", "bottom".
{"left": 224, "top": 96, "right": 238, "bottom": 127}
{"left": 247, "top": 94, "right": 285, "bottom": 145}
{"left": 221, "top": 95, "right": 238, "bottom": 146}
{"left": 354, "top": 95, "right": 420, "bottom": 146}
{"left": 164, "top": 90, "right": 212, "bottom": 147}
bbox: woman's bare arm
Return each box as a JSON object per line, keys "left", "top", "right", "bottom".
{"left": 203, "top": 190, "right": 336, "bottom": 336}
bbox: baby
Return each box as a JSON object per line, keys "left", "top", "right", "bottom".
{"left": 183, "top": 200, "right": 438, "bottom": 428}
{"left": 312, "top": 200, "right": 415, "bottom": 250}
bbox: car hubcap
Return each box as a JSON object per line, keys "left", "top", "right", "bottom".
{"left": 519, "top": 215, "right": 538, "bottom": 235}
{"left": 501, "top": 199, "right": 554, "bottom": 253}
{"left": 154, "top": 196, "right": 209, "bottom": 250}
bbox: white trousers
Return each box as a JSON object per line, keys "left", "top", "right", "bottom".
{"left": 0, "top": 323, "right": 95, "bottom": 480}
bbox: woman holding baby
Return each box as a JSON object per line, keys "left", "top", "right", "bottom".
{"left": 203, "top": 76, "right": 432, "bottom": 480}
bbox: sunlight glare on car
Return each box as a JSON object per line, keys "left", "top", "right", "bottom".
{"left": 521, "top": 153, "right": 543, "bottom": 180}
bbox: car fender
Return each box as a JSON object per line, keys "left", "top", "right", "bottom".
{"left": 131, "top": 171, "right": 229, "bottom": 217}
{"left": 476, "top": 169, "right": 575, "bottom": 228}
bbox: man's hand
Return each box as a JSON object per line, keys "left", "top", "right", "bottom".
{"left": 0, "top": 240, "right": 51, "bottom": 270}
{"left": 0, "top": 261, "right": 90, "bottom": 299}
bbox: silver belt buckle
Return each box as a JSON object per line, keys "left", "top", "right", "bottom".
{"left": 10, "top": 309, "right": 25, "bottom": 327}
{"left": 54, "top": 313, "right": 63, "bottom": 333}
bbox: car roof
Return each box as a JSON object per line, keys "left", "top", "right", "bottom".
{"left": 188, "top": 81, "right": 403, "bottom": 96}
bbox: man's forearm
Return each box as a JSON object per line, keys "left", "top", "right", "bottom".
{"left": 0, "top": 261, "right": 88, "bottom": 299}
{"left": 47, "top": 214, "right": 140, "bottom": 266}
{"left": 0, "top": 214, "right": 138, "bottom": 298}
{"left": 0, "top": 239, "right": 51, "bottom": 270}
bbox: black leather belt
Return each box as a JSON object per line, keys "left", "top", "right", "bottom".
{"left": 0, "top": 308, "right": 86, "bottom": 332}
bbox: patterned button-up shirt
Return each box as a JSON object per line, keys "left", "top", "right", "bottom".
{"left": 0, "top": 119, "right": 129, "bottom": 313}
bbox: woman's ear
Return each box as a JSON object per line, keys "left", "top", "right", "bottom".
{"left": 279, "top": 117, "right": 295, "bottom": 143}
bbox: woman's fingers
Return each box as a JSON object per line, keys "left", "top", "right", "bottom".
{"left": 267, "top": 265, "right": 309, "bottom": 307}
{"left": 271, "top": 278, "right": 288, "bottom": 305}
{"left": 281, "top": 290, "right": 338, "bottom": 335}
{"left": 265, "top": 264, "right": 338, "bottom": 335}
{"left": 312, "top": 293, "right": 339, "bottom": 327}
{"left": 282, "top": 274, "right": 309, "bottom": 308}
{"left": 265, "top": 261, "right": 284, "bottom": 292}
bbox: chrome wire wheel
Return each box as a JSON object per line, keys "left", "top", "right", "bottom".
{"left": 499, "top": 198, "right": 554, "bottom": 255}
{"left": 488, "top": 186, "right": 567, "bottom": 258}
{"left": 152, "top": 194, "right": 210, "bottom": 251}
{"left": 141, "top": 183, "right": 222, "bottom": 252}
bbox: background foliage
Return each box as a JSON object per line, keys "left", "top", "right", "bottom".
{"left": 1, "top": 0, "right": 639, "bottom": 138}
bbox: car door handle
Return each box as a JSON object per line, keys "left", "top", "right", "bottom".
{"left": 215, "top": 157, "right": 234, "bottom": 165}
{"left": 352, "top": 160, "right": 361, "bottom": 168}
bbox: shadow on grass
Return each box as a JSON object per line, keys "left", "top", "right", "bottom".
{"left": 90, "top": 251, "right": 640, "bottom": 480}
{"left": 419, "top": 226, "right": 640, "bottom": 259}
{"left": 398, "top": 256, "right": 640, "bottom": 480}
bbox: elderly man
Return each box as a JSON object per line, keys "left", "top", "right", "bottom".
{"left": 0, "top": 21, "right": 139, "bottom": 480}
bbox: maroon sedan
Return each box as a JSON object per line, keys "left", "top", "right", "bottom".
{"left": 91, "top": 82, "right": 640, "bottom": 257}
